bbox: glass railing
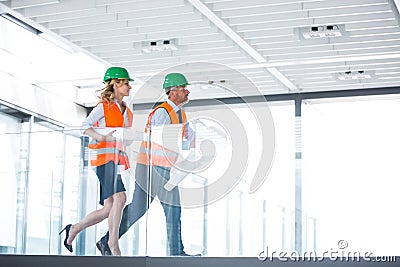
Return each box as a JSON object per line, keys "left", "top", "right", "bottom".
{"left": 0, "top": 115, "right": 297, "bottom": 257}
{"left": 1, "top": 96, "right": 400, "bottom": 260}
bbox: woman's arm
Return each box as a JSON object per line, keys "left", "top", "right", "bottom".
{"left": 84, "top": 127, "right": 116, "bottom": 142}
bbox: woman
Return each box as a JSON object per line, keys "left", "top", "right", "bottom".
{"left": 59, "top": 66, "right": 134, "bottom": 256}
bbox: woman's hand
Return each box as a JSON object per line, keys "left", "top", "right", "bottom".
{"left": 102, "top": 130, "right": 116, "bottom": 142}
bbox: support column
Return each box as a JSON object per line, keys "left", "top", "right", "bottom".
{"left": 294, "top": 98, "right": 302, "bottom": 253}
{"left": 15, "top": 116, "right": 34, "bottom": 254}
{"left": 76, "top": 135, "right": 89, "bottom": 255}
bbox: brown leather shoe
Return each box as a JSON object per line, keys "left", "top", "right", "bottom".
{"left": 96, "top": 240, "right": 112, "bottom": 256}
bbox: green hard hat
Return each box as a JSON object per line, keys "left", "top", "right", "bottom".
{"left": 162, "top": 73, "right": 189, "bottom": 89}
{"left": 103, "top": 67, "right": 134, "bottom": 83}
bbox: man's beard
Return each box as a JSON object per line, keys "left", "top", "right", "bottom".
{"left": 182, "top": 96, "right": 189, "bottom": 105}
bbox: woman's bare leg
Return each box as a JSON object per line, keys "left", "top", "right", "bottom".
{"left": 67, "top": 199, "right": 113, "bottom": 245}
{"left": 107, "top": 191, "right": 126, "bottom": 256}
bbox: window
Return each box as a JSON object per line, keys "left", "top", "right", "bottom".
{"left": 302, "top": 96, "right": 400, "bottom": 255}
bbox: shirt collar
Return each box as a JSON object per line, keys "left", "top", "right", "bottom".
{"left": 166, "top": 99, "right": 180, "bottom": 112}
{"left": 113, "top": 99, "right": 126, "bottom": 108}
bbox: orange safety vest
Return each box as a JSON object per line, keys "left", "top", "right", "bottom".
{"left": 88, "top": 101, "right": 133, "bottom": 170}
{"left": 137, "top": 102, "right": 187, "bottom": 167}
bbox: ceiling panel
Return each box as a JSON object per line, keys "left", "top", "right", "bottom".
{"left": 0, "top": 0, "right": 399, "bottom": 106}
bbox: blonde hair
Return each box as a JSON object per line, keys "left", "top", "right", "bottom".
{"left": 96, "top": 79, "right": 126, "bottom": 103}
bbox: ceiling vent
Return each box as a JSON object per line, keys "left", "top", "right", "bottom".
{"left": 141, "top": 39, "right": 178, "bottom": 53}
{"left": 301, "top": 25, "right": 344, "bottom": 39}
{"left": 337, "top": 70, "right": 372, "bottom": 80}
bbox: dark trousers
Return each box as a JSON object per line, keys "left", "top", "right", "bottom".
{"left": 101, "top": 163, "right": 184, "bottom": 255}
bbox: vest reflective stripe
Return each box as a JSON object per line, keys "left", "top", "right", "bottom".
{"left": 90, "top": 147, "right": 126, "bottom": 155}
{"left": 89, "top": 149, "right": 129, "bottom": 168}
{"left": 88, "top": 101, "right": 133, "bottom": 169}
{"left": 139, "top": 141, "right": 181, "bottom": 158}
{"left": 137, "top": 102, "right": 187, "bottom": 167}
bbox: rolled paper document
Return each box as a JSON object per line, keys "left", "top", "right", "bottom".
{"left": 164, "top": 148, "right": 198, "bottom": 191}
{"left": 63, "top": 126, "right": 145, "bottom": 142}
{"left": 150, "top": 124, "right": 183, "bottom": 152}
{"left": 164, "top": 166, "right": 190, "bottom": 191}
{"left": 113, "top": 128, "right": 145, "bottom": 142}
{"left": 62, "top": 126, "right": 85, "bottom": 138}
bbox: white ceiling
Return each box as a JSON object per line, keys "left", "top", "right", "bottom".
{"left": 1, "top": 0, "right": 400, "bottom": 107}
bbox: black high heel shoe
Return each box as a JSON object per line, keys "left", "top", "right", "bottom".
{"left": 59, "top": 224, "right": 73, "bottom": 252}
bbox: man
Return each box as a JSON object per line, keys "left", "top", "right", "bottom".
{"left": 96, "top": 72, "right": 198, "bottom": 256}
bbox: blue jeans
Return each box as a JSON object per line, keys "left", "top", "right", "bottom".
{"left": 101, "top": 163, "right": 184, "bottom": 256}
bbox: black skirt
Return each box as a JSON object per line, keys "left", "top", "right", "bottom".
{"left": 95, "top": 161, "right": 126, "bottom": 205}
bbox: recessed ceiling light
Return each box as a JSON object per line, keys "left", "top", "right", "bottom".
{"left": 141, "top": 39, "right": 178, "bottom": 53}
{"left": 299, "top": 24, "right": 346, "bottom": 39}
{"left": 337, "top": 70, "right": 373, "bottom": 80}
